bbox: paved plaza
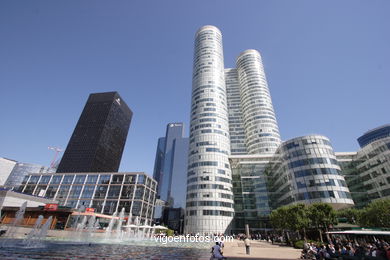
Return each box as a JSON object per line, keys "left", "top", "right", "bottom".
{"left": 199, "top": 240, "right": 301, "bottom": 260}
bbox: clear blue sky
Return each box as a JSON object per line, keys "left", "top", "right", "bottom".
{"left": 0, "top": 1, "right": 389, "bottom": 176}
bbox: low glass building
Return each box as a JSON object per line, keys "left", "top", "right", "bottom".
{"left": 265, "top": 135, "right": 354, "bottom": 210}
{"left": 16, "top": 172, "right": 156, "bottom": 224}
{"left": 352, "top": 136, "right": 390, "bottom": 204}
{"left": 230, "top": 154, "right": 273, "bottom": 233}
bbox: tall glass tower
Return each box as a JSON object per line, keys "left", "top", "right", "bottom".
{"left": 185, "top": 25, "right": 234, "bottom": 234}
{"left": 236, "top": 50, "right": 281, "bottom": 154}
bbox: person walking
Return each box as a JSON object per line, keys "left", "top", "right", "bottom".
{"left": 244, "top": 236, "right": 251, "bottom": 255}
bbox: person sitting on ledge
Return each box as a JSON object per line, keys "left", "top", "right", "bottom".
{"left": 211, "top": 242, "right": 226, "bottom": 260}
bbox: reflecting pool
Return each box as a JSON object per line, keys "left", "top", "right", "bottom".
{"left": 0, "top": 239, "right": 210, "bottom": 260}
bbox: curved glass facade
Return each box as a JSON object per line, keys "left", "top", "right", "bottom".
{"left": 266, "top": 135, "right": 354, "bottom": 210}
{"left": 236, "top": 50, "right": 281, "bottom": 154}
{"left": 353, "top": 137, "right": 390, "bottom": 203}
{"left": 357, "top": 124, "right": 390, "bottom": 148}
{"left": 185, "top": 25, "right": 234, "bottom": 234}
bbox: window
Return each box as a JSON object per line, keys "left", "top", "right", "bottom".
{"left": 63, "top": 175, "right": 74, "bottom": 184}
{"left": 99, "top": 175, "right": 111, "bottom": 184}
{"left": 39, "top": 176, "right": 51, "bottom": 184}
{"left": 81, "top": 186, "right": 95, "bottom": 198}
{"left": 86, "top": 175, "right": 98, "bottom": 184}
{"left": 51, "top": 175, "right": 63, "bottom": 184}
{"left": 74, "top": 175, "right": 86, "bottom": 184}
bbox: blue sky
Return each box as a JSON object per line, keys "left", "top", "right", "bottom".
{"left": 0, "top": 1, "right": 389, "bottom": 176}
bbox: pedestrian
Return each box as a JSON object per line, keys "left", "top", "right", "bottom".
{"left": 210, "top": 242, "right": 226, "bottom": 260}
{"left": 244, "top": 236, "right": 251, "bottom": 255}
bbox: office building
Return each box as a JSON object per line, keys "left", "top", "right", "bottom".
{"left": 57, "top": 92, "right": 132, "bottom": 173}
{"left": 233, "top": 50, "right": 281, "bottom": 154}
{"left": 185, "top": 25, "right": 282, "bottom": 234}
{"left": 17, "top": 172, "right": 156, "bottom": 225}
{"left": 0, "top": 158, "right": 53, "bottom": 188}
{"left": 152, "top": 123, "right": 188, "bottom": 231}
{"left": 0, "top": 157, "right": 17, "bottom": 186}
{"left": 357, "top": 124, "right": 390, "bottom": 148}
{"left": 5, "top": 162, "right": 53, "bottom": 188}
{"left": 341, "top": 125, "right": 390, "bottom": 207}
{"left": 265, "top": 135, "right": 354, "bottom": 210}
{"left": 185, "top": 26, "right": 235, "bottom": 234}
{"left": 230, "top": 154, "right": 273, "bottom": 233}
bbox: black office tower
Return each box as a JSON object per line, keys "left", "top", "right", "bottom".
{"left": 57, "top": 92, "right": 132, "bottom": 173}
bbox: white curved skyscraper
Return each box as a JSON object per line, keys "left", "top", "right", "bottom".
{"left": 185, "top": 26, "right": 281, "bottom": 234}
{"left": 236, "top": 50, "right": 281, "bottom": 154}
{"left": 185, "top": 25, "right": 234, "bottom": 234}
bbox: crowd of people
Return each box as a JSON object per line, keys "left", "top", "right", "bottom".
{"left": 301, "top": 238, "right": 390, "bottom": 260}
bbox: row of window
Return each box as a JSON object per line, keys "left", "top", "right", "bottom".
{"left": 186, "top": 201, "right": 233, "bottom": 208}
{"left": 294, "top": 167, "right": 341, "bottom": 178}
{"left": 288, "top": 157, "right": 338, "bottom": 169}
{"left": 23, "top": 174, "right": 151, "bottom": 187}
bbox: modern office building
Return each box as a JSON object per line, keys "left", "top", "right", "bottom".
{"left": 4, "top": 162, "right": 54, "bottom": 188}
{"left": 185, "top": 26, "right": 235, "bottom": 234}
{"left": 335, "top": 152, "right": 370, "bottom": 208}
{"left": 234, "top": 50, "right": 281, "bottom": 154}
{"left": 16, "top": 172, "right": 156, "bottom": 224}
{"left": 357, "top": 124, "right": 390, "bottom": 148}
{"left": 225, "top": 69, "right": 247, "bottom": 155}
{"left": 230, "top": 154, "right": 273, "bottom": 233}
{"left": 0, "top": 157, "right": 53, "bottom": 188}
{"left": 352, "top": 126, "right": 390, "bottom": 205}
{"left": 152, "top": 123, "right": 189, "bottom": 231}
{"left": 185, "top": 26, "right": 282, "bottom": 234}
{"left": 265, "top": 135, "right": 354, "bottom": 210}
{"left": 57, "top": 92, "right": 132, "bottom": 173}
{"left": 0, "top": 157, "right": 17, "bottom": 186}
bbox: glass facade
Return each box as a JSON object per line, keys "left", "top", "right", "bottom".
{"left": 235, "top": 50, "right": 281, "bottom": 154}
{"left": 57, "top": 92, "right": 132, "bottom": 173}
{"left": 3, "top": 161, "right": 53, "bottom": 188}
{"left": 357, "top": 124, "right": 390, "bottom": 148}
{"left": 0, "top": 157, "right": 17, "bottom": 186}
{"left": 17, "top": 172, "right": 156, "bottom": 224}
{"left": 225, "top": 69, "right": 247, "bottom": 155}
{"left": 348, "top": 137, "right": 390, "bottom": 206}
{"left": 265, "top": 135, "right": 354, "bottom": 210}
{"left": 185, "top": 25, "right": 234, "bottom": 234}
{"left": 152, "top": 123, "right": 189, "bottom": 231}
{"left": 230, "top": 155, "right": 273, "bottom": 233}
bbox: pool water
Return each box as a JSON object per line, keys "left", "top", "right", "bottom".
{"left": 0, "top": 239, "right": 211, "bottom": 259}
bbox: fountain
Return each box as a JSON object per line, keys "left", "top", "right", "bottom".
{"left": 115, "top": 208, "right": 125, "bottom": 240}
{"left": 22, "top": 215, "right": 43, "bottom": 247}
{"left": 104, "top": 211, "right": 117, "bottom": 240}
{"left": 1, "top": 201, "right": 27, "bottom": 245}
{"left": 23, "top": 216, "right": 52, "bottom": 248}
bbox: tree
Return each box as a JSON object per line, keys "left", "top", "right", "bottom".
{"left": 307, "top": 203, "right": 337, "bottom": 242}
{"left": 358, "top": 199, "right": 390, "bottom": 228}
{"left": 286, "top": 204, "right": 310, "bottom": 241}
{"left": 270, "top": 206, "right": 289, "bottom": 231}
{"left": 336, "top": 208, "right": 360, "bottom": 224}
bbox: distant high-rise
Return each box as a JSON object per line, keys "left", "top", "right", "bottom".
{"left": 152, "top": 123, "right": 189, "bottom": 231}
{"left": 153, "top": 123, "right": 189, "bottom": 207}
{"left": 57, "top": 92, "right": 132, "bottom": 173}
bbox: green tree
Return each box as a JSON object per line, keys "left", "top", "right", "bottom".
{"left": 337, "top": 208, "right": 360, "bottom": 224}
{"left": 358, "top": 199, "right": 390, "bottom": 228}
{"left": 307, "top": 203, "right": 337, "bottom": 242}
{"left": 286, "top": 204, "right": 310, "bottom": 241}
{"left": 270, "top": 206, "right": 289, "bottom": 230}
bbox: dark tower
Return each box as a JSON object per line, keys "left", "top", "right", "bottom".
{"left": 57, "top": 92, "right": 132, "bottom": 173}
